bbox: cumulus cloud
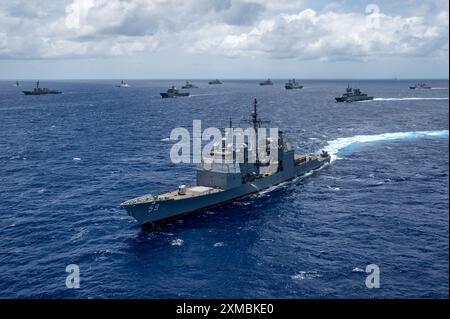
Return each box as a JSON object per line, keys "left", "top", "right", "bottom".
{"left": 0, "top": 0, "right": 447, "bottom": 61}
{"left": 217, "top": 9, "right": 449, "bottom": 61}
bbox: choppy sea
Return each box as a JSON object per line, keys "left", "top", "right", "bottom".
{"left": 0, "top": 79, "right": 448, "bottom": 298}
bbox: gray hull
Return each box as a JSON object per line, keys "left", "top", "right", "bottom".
{"left": 336, "top": 96, "right": 373, "bottom": 103}
{"left": 122, "top": 157, "right": 329, "bottom": 225}
{"left": 23, "top": 90, "right": 62, "bottom": 95}
{"left": 160, "top": 92, "right": 189, "bottom": 98}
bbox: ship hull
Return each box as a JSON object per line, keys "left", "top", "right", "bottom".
{"left": 285, "top": 85, "right": 303, "bottom": 90}
{"left": 160, "top": 92, "right": 190, "bottom": 98}
{"left": 346, "top": 96, "right": 373, "bottom": 102}
{"left": 22, "top": 91, "right": 62, "bottom": 95}
{"left": 336, "top": 96, "right": 373, "bottom": 103}
{"left": 122, "top": 156, "right": 330, "bottom": 225}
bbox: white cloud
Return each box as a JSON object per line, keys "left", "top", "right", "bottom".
{"left": 0, "top": 0, "right": 447, "bottom": 62}
{"left": 217, "top": 9, "right": 449, "bottom": 61}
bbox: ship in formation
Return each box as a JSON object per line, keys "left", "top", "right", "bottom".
{"left": 116, "top": 80, "right": 130, "bottom": 88}
{"left": 409, "top": 83, "right": 431, "bottom": 90}
{"left": 285, "top": 79, "right": 303, "bottom": 90}
{"left": 335, "top": 85, "right": 373, "bottom": 102}
{"left": 260, "top": 79, "right": 273, "bottom": 86}
{"left": 160, "top": 86, "right": 190, "bottom": 98}
{"left": 121, "top": 98, "right": 331, "bottom": 225}
{"left": 22, "top": 81, "right": 62, "bottom": 95}
{"left": 182, "top": 81, "right": 198, "bottom": 89}
{"left": 208, "top": 79, "right": 223, "bottom": 85}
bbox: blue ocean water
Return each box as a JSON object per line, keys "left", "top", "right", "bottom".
{"left": 0, "top": 79, "right": 448, "bottom": 298}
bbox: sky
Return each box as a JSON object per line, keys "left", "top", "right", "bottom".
{"left": 0, "top": 0, "right": 448, "bottom": 79}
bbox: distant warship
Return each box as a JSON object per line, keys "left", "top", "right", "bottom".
{"left": 14, "top": 81, "right": 20, "bottom": 87}
{"left": 121, "top": 98, "right": 331, "bottom": 225}
{"left": 335, "top": 85, "right": 373, "bottom": 103}
{"left": 409, "top": 83, "right": 431, "bottom": 90}
{"left": 260, "top": 79, "right": 273, "bottom": 86}
{"left": 182, "top": 81, "right": 198, "bottom": 89}
{"left": 160, "top": 86, "right": 190, "bottom": 98}
{"left": 285, "top": 79, "right": 303, "bottom": 90}
{"left": 22, "top": 81, "right": 62, "bottom": 95}
{"left": 116, "top": 80, "right": 130, "bottom": 88}
{"left": 208, "top": 79, "right": 223, "bottom": 85}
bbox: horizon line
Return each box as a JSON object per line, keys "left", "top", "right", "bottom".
{"left": 1, "top": 77, "right": 449, "bottom": 81}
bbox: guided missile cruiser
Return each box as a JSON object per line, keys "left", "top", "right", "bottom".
{"left": 121, "top": 98, "right": 331, "bottom": 225}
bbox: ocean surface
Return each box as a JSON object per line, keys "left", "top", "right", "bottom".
{"left": 0, "top": 79, "right": 448, "bottom": 298}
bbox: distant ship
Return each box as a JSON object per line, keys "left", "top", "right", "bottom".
{"left": 14, "top": 81, "right": 20, "bottom": 87}
{"left": 335, "top": 85, "right": 373, "bottom": 103}
{"left": 285, "top": 79, "right": 303, "bottom": 90}
{"left": 22, "top": 81, "right": 62, "bottom": 95}
{"left": 409, "top": 83, "right": 431, "bottom": 90}
{"left": 260, "top": 79, "right": 273, "bottom": 86}
{"left": 160, "top": 86, "right": 190, "bottom": 98}
{"left": 182, "top": 81, "right": 198, "bottom": 89}
{"left": 116, "top": 80, "right": 130, "bottom": 88}
{"left": 121, "top": 98, "right": 331, "bottom": 225}
{"left": 208, "top": 79, "right": 223, "bottom": 85}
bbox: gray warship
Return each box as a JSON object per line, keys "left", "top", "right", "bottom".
{"left": 121, "top": 98, "right": 331, "bottom": 225}
{"left": 335, "top": 85, "right": 373, "bottom": 102}
{"left": 22, "top": 81, "right": 62, "bottom": 95}
{"left": 260, "top": 79, "right": 273, "bottom": 86}
{"left": 116, "top": 80, "right": 130, "bottom": 88}
{"left": 160, "top": 86, "right": 190, "bottom": 98}
{"left": 409, "top": 83, "right": 431, "bottom": 90}
{"left": 182, "top": 81, "right": 198, "bottom": 89}
{"left": 208, "top": 79, "right": 222, "bottom": 85}
{"left": 285, "top": 79, "right": 303, "bottom": 90}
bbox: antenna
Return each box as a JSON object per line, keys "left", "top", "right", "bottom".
{"left": 241, "top": 98, "right": 270, "bottom": 165}
{"left": 241, "top": 98, "right": 270, "bottom": 131}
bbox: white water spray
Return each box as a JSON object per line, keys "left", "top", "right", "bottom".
{"left": 323, "top": 130, "right": 449, "bottom": 162}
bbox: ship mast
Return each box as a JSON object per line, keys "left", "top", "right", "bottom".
{"left": 240, "top": 98, "right": 271, "bottom": 167}
{"left": 242, "top": 98, "right": 270, "bottom": 132}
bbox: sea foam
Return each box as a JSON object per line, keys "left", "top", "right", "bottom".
{"left": 323, "top": 130, "right": 449, "bottom": 162}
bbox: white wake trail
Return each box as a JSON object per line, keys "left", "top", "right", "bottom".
{"left": 370, "top": 97, "right": 448, "bottom": 101}
{"left": 323, "top": 130, "right": 449, "bottom": 162}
